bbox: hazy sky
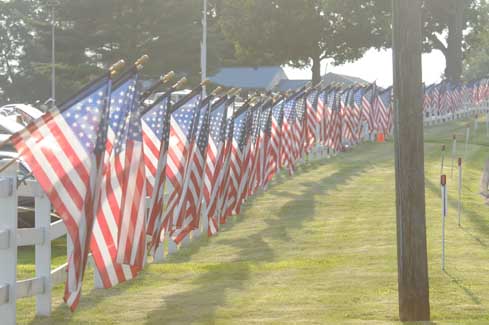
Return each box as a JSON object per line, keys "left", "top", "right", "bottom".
{"left": 284, "top": 48, "right": 446, "bottom": 87}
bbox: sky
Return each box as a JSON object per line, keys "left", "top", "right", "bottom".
{"left": 284, "top": 48, "right": 446, "bottom": 88}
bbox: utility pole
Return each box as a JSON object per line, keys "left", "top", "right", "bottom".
{"left": 392, "top": 0, "right": 430, "bottom": 321}
{"left": 201, "top": 0, "right": 207, "bottom": 95}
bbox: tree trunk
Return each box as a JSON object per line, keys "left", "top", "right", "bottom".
{"left": 311, "top": 53, "right": 321, "bottom": 86}
{"left": 445, "top": 0, "right": 465, "bottom": 82}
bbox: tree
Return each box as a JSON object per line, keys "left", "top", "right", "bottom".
{"left": 461, "top": 3, "right": 489, "bottom": 81}
{"left": 218, "top": 0, "right": 489, "bottom": 84}
{"left": 423, "top": 0, "right": 489, "bottom": 82}
{"left": 38, "top": 0, "right": 235, "bottom": 96}
{"left": 0, "top": 0, "right": 236, "bottom": 104}
{"left": 217, "top": 0, "right": 391, "bottom": 85}
{"left": 464, "top": 29, "right": 489, "bottom": 81}
{"left": 0, "top": 1, "right": 39, "bottom": 102}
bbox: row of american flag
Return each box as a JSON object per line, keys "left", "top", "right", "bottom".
{"left": 424, "top": 78, "right": 489, "bottom": 118}
{"left": 7, "top": 62, "right": 488, "bottom": 311}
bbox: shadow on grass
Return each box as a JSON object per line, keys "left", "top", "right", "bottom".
{"left": 425, "top": 168, "right": 489, "bottom": 246}
{"left": 424, "top": 178, "right": 485, "bottom": 307}
{"left": 143, "top": 148, "right": 380, "bottom": 323}
{"left": 126, "top": 118, "right": 488, "bottom": 323}
{"left": 30, "top": 142, "right": 388, "bottom": 324}
{"left": 444, "top": 270, "right": 482, "bottom": 305}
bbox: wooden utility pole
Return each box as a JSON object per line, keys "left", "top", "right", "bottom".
{"left": 392, "top": 0, "right": 430, "bottom": 321}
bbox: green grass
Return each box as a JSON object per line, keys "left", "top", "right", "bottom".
{"left": 17, "top": 237, "right": 67, "bottom": 280}
{"left": 16, "top": 117, "right": 489, "bottom": 324}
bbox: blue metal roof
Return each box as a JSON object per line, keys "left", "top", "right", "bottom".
{"left": 210, "top": 66, "right": 287, "bottom": 90}
{"left": 322, "top": 73, "right": 369, "bottom": 86}
{"left": 275, "top": 79, "right": 309, "bottom": 92}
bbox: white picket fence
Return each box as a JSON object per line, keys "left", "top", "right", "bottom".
{"left": 0, "top": 103, "right": 486, "bottom": 324}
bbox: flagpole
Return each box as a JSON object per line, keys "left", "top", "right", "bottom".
{"left": 201, "top": 0, "right": 207, "bottom": 96}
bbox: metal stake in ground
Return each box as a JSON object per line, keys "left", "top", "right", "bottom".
{"left": 440, "top": 144, "right": 446, "bottom": 175}
{"left": 451, "top": 135, "right": 457, "bottom": 178}
{"left": 441, "top": 174, "right": 447, "bottom": 271}
{"left": 486, "top": 113, "right": 489, "bottom": 137}
{"left": 464, "top": 125, "right": 471, "bottom": 162}
{"left": 458, "top": 158, "right": 462, "bottom": 227}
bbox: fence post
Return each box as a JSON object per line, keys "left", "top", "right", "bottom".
{"left": 33, "top": 183, "right": 52, "bottom": 316}
{"left": 181, "top": 232, "right": 191, "bottom": 247}
{"left": 153, "top": 242, "right": 165, "bottom": 262}
{"left": 201, "top": 200, "right": 209, "bottom": 236}
{"left": 167, "top": 233, "right": 178, "bottom": 255}
{"left": 0, "top": 161, "right": 18, "bottom": 325}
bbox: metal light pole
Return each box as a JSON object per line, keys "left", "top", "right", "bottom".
{"left": 51, "top": 5, "right": 56, "bottom": 110}
{"left": 201, "top": 0, "right": 207, "bottom": 95}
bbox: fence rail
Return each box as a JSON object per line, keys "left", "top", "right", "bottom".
{"left": 0, "top": 105, "right": 486, "bottom": 324}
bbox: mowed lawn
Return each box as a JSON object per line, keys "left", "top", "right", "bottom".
{"left": 16, "top": 117, "right": 489, "bottom": 324}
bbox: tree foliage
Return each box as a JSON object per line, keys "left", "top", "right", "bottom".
{"left": 218, "top": 0, "right": 391, "bottom": 84}
{"left": 1, "top": 0, "right": 488, "bottom": 103}
{"left": 0, "top": 0, "right": 235, "bottom": 104}
{"left": 218, "top": 0, "right": 489, "bottom": 83}
{"left": 422, "top": 0, "right": 489, "bottom": 82}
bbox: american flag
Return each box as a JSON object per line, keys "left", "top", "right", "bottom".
{"left": 293, "top": 94, "right": 307, "bottom": 161}
{"left": 328, "top": 89, "right": 343, "bottom": 151}
{"left": 213, "top": 105, "right": 236, "bottom": 224}
{"left": 142, "top": 94, "right": 170, "bottom": 195}
{"left": 361, "top": 84, "right": 377, "bottom": 133}
{"left": 281, "top": 97, "right": 298, "bottom": 174}
{"left": 314, "top": 91, "right": 324, "bottom": 147}
{"left": 116, "top": 89, "right": 147, "bottom": 266}
{"left": 472, "top": 80, "right": 483, "bottom": 105}
{"left": 350, "top": 87, "right": 364, "bottom": 141}
{"left": 376, "top": 88, "right": 393, "bottom": 134}
{"left": 251, "top": 99, "right": 272, "bottom": 193}
{"left": 248, "top": 100, "right": 270, "bottom": 196}
{"left": 305, "top": 89, "right": 320, "bottom": 153}
{"left": 423, "top": 84, "right": 433, "bottom": 114}
{"left": 202, "top": 96, "right": 231, "bottom": 235}
{"left": 257, "top": 101, "right": 273, "bottom": 189}
{"left": 160, "top": 88, "right": 202, "bottom": 246}
{"left": 237, "top": 102, "right": 261, "bottom": 210}
{"left": 12, "top": 74, "right": 112, "bottom": 310}
{"left": 146, "top": 100, "right": 171, "bottom": 256}
{"left": 222, "top": 106, "right": 250, "bottom": 220}
{"left": 265, "top": 99, "right": 284, "bottom": 183}
{"left": 449, "top": 83, "right": 463, "bottom": 112}
{"left": 233, "top": 105, "right": 257, "bottom": 213}
{"left": 90, "top": 72, "right": 146, "bottom": 290}
{"left": 172, "top": 95, "right": 212, "bottom": 244}
{"left": 340, "top": 89, "right": 356, "bottom": 144}
{"left": 432, "top": 83, "right": 441, "bottom": 116}
{"left": 319, "top": 88, "right": 331, "bottom": 147}
{"left": 482, "top": 79, "right": 489, "bottom": 103}
{"left": 439, "top": 83, "right": 447, "bottom": 115}
{"left": 352, "top": 87, "right": 366, "bottom": 140}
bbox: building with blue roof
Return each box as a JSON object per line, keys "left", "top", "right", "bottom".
{"left": 209, "top": 66, "right": 287, "bottom": 90}
{"left": 209, "top": 66, "right": 369, "bottom": 92}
